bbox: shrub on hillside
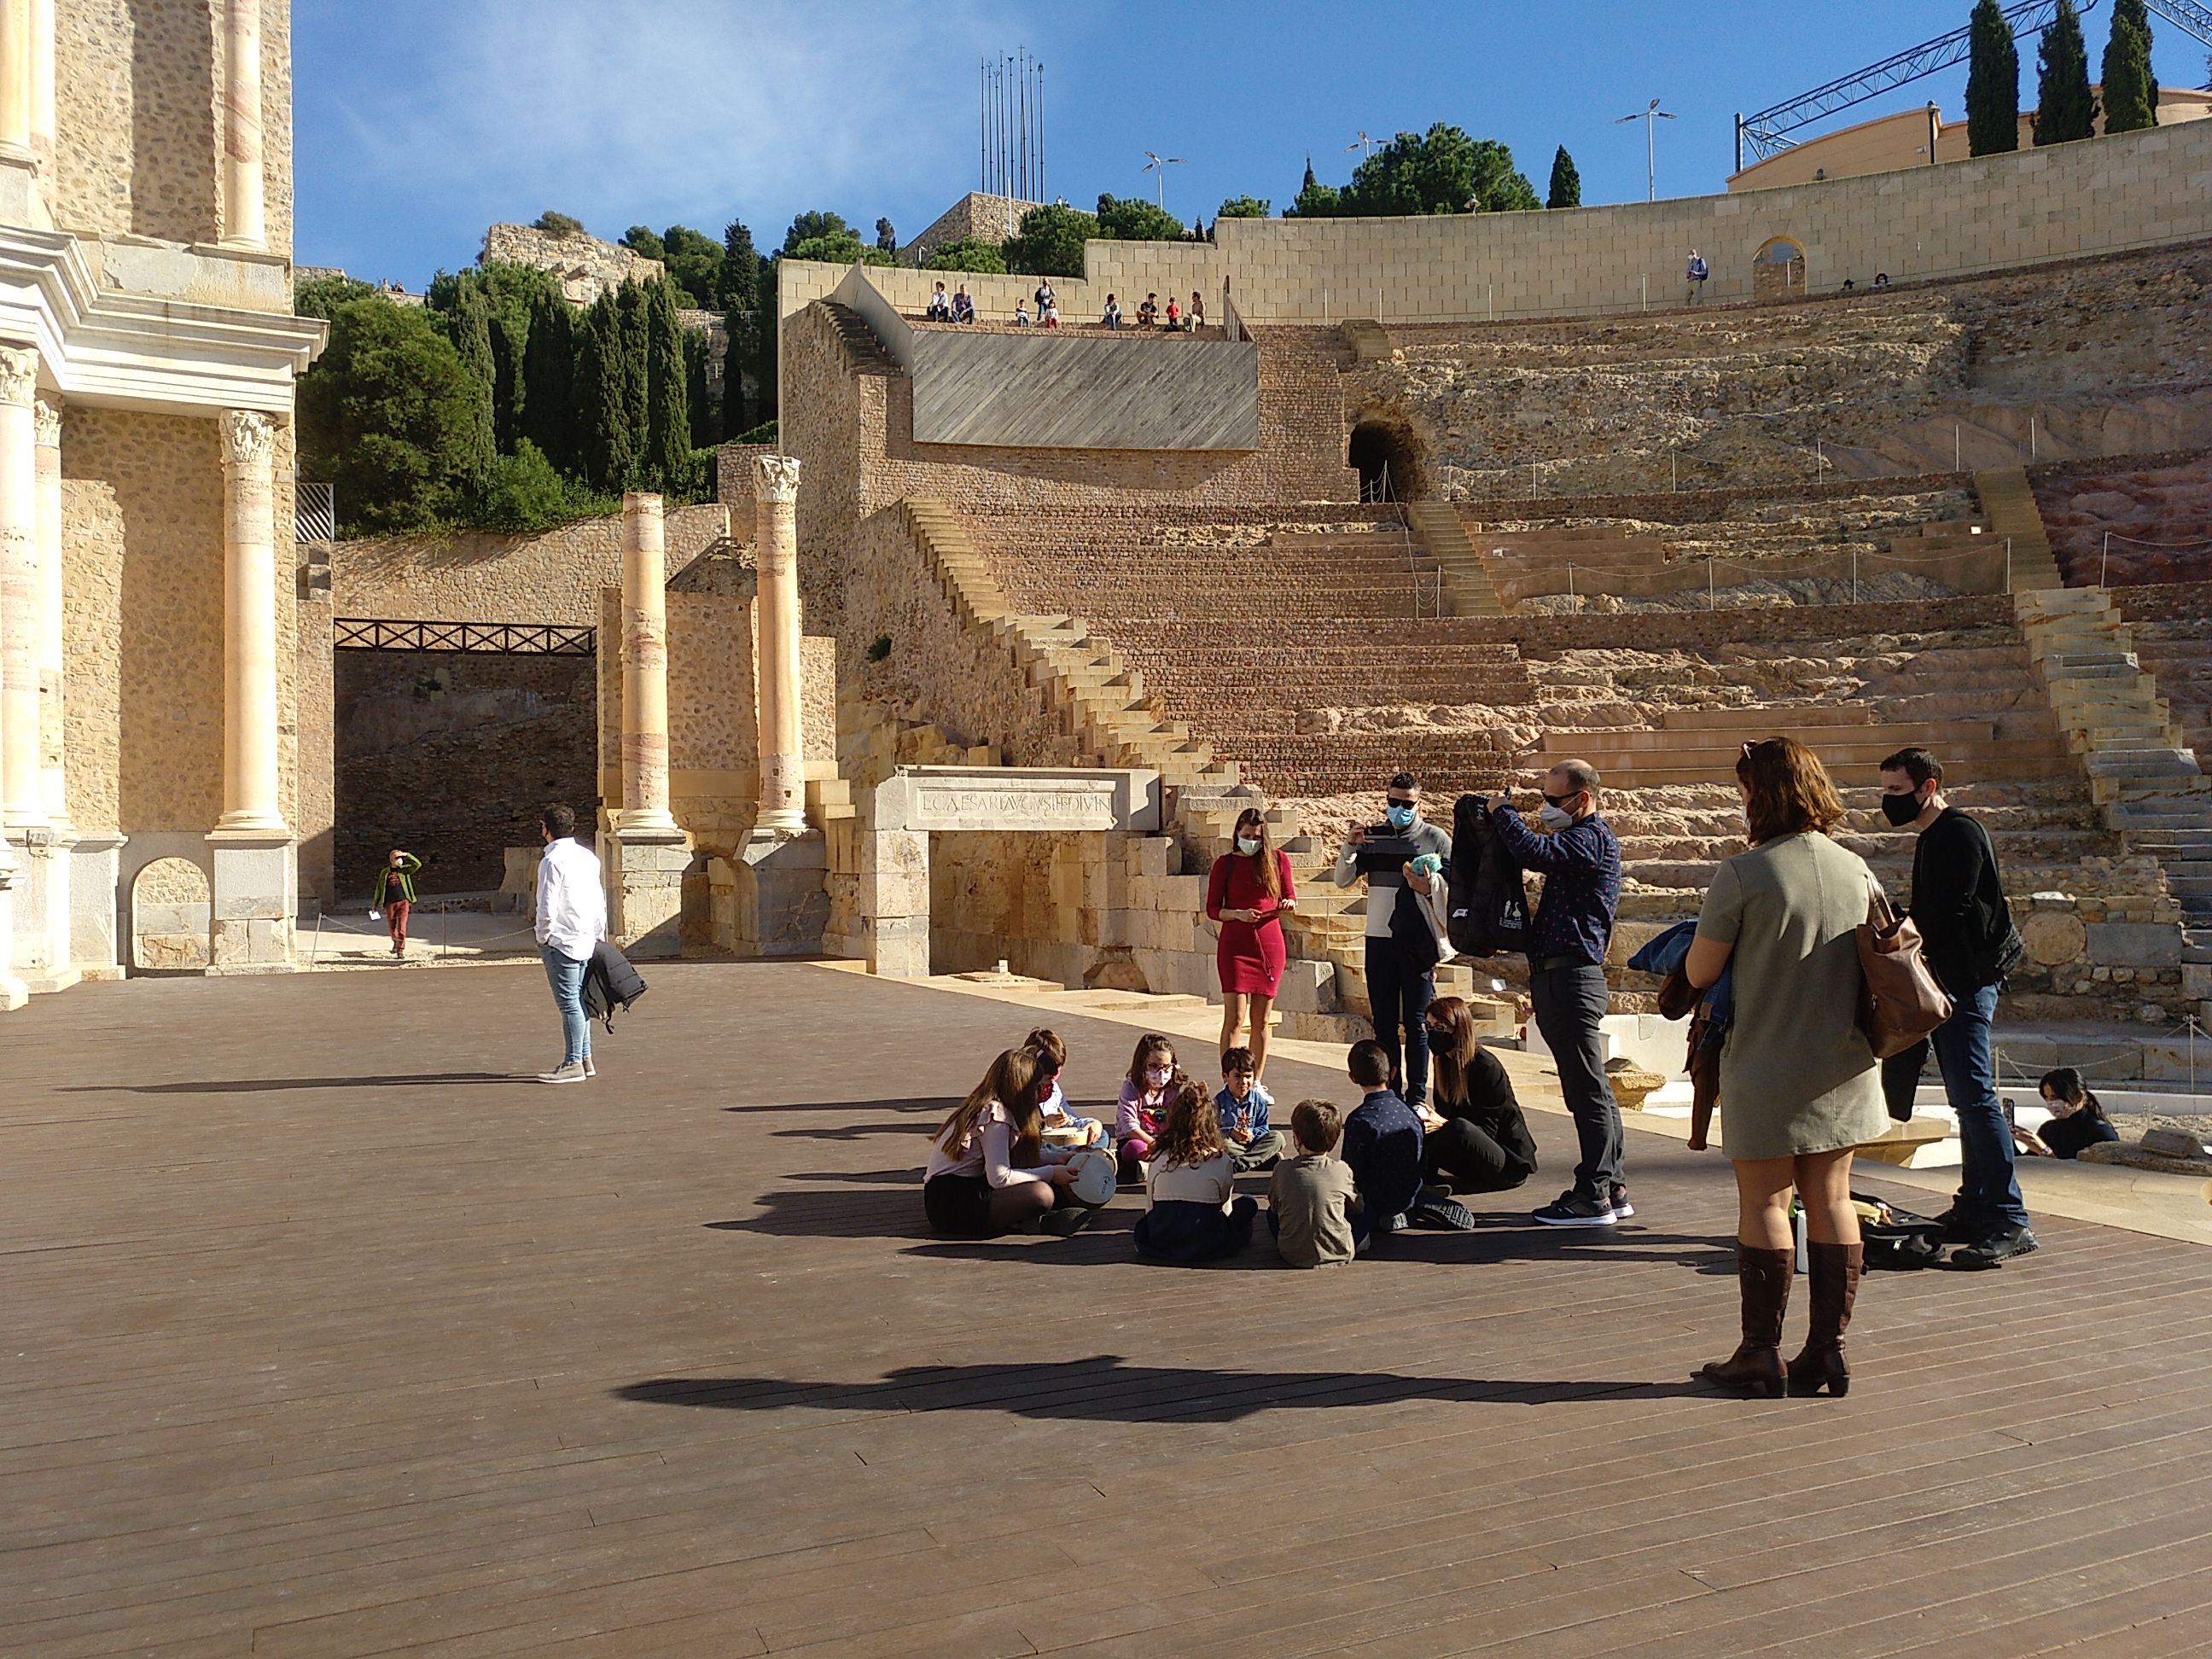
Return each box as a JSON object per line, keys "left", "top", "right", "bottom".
{"left": 926, "top": 236, "right": 1008, "bottom": 274}
{"left": 477, "top": 440, "right": 615, "bottom": 533}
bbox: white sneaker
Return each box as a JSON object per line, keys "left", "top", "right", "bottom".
{"left": 583, "top": 1056, "right": 596, "bottom": 1078}
{"left": 537, "top": 1061, "right": 587, "bottom": 1085}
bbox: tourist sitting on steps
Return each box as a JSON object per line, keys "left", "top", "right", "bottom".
{"left": 926, "top": 281, "right": 951, "bottom": 320}
{"left": 2015, "top": 1068, "right": 2120, "bottom": 1161}
{"left": 1012, "top": 300, "right": 1032, "bottom": 327}
{"left": 1188, "top": 290, "right": 1206, "bottom": 330}
{"left": 1133, "top": 1077, "right": 1259, "bottom": 1263}
{"left": 1102, "top": 293, "right": 1123, "bottom": 330}
{"left": 1685, "top": 249, "right": 1709, "bottom": 303}
{"left": 1417, "top": 996, "right": 1538, "bottom": 1196}
{"left": 923, "top": 1047, "right": 1091, "bottom": 1238}
{"left": 1138, "top": 292, "right": 1159, "bottom": 326}
{"left": 1164, "top": 296, "right": 1182, "bottom": 331}
{"left": 952, "top": 286, "right": 975, "bottom": 323}
{"left": 1686, "top": 737, "right": 1883, "bottom": 1399}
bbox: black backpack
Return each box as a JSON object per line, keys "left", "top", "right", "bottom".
{"left": 582, "top": 940, "right": 649, "bottom": 1033}
{"left": 1446, "top": 793, "right": 1531, "bottom": 958}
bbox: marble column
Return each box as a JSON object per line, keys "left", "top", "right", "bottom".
{"left": 605, "top": 492, "right": 688, "bottom": 956}
{"left": 218, "top": 0, "right": 265, "bottom": 251}
{"left": 26, "top": 0, "right": 48, "bottom": 173}
{"left": 751, "top": 453, "right": 806, "bottom": 834}
{"left": 19, "top": 393, "right": 70, "bottom": 990}
{"left": 207, "top": 409, "right": 294, "bottom": 973}
{"left": 0, "top": 345, "right": 40, "bottom": 838}
{"left": 0, "top": 0, "right": 29, "bottom": 163}
{"left": 0, "top": 342, "right": 24, "bottom": 1005}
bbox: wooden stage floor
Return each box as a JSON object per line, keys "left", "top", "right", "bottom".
{"left": 6, "top": 961, "right": 2212, "bottom": 1657}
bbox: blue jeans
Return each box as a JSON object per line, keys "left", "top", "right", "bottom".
{"left": 1933, "top": 981, "right": 2029, "bottom": 1233}
{"left": 542, "top": 946, "right": 591, "bottom": 1066}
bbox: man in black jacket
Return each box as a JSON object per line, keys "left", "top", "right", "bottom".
{"left": 1880, "top": 748, "right": 2036, "bottom": 1266}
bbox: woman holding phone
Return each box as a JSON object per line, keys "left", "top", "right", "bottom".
{"left": 1207, "top": 807, "right": 1296, "bottom": 1081}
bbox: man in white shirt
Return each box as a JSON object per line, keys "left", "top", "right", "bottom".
{"left": 534, "top": 804, "right": 607, "bottom": 1084}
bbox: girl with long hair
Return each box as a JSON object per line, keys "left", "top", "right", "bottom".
{"left": 2019, "top": 1067, "right": 2119, "bottom": 1160}
{"left": 1685, "top": 736, "right": 1886, "bottom": 1397}
{"left": 1115, "top": 1033, "right": 1179, "bottom": 1181}
{"left": 1417, "top": 996, "right": 1539, "bottom": 1195}
{"left": 1132, "top": 1077, "right": 1258, "bottom": 1263}
{"left": 1207, "top": 807, "right": 1297, "bottom": 1080}
{"left": 923, "top": 1048, "right": 1090, "bottom": 1238}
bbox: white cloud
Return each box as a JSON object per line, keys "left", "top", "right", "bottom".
{"left": 333, "top": 0, "right": 1018, "bottom": 246}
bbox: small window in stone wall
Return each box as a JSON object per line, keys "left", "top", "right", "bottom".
{"left": 1753, "top": 237, "right": 1807, "bottom": 303}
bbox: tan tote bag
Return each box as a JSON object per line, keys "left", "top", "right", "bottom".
{"left": 1858, "top": 877, "right": 1953, "bottom": 1058}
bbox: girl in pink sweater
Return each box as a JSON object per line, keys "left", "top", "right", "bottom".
{"left": 1115, "top": 1033, "right": 1179, "bottom": 1182}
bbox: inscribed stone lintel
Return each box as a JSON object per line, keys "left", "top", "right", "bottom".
{"left": 872, "top": 766, "right": 1161, "bottom": 835}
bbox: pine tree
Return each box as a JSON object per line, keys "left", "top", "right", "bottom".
{"left": 580, "top": 292, "right": 634, "bottom": 492}
{"left": 445, "top": 276, "right": 497, "bottom": 498}
{"left": 1967, "top": 0, "right": 2022, "bottom": 155}
{"left": 2101, "top": 0, "right": 2158, "bottom": 134}
{"left": 521, "top": 289, "right": 575, "bottom": 474}
{"left": 1546, "top": 146, "right": 1581, "bottom": 209}
{"left": 2036, "top": 0, "right": 2097, "bottom": 144}
{"left": 614, "top": 280, "right": 650, "bottom": 480}
{"left": 643, "top": 277, "right": 691, "bottom": 492}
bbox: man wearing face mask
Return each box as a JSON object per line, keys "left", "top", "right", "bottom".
{"left": 1334, "top": 772, "right": 1453, "bottom": 1107}
{"left": 1488, "top": 760, "right": 1627, "bottom": 1226}
{"left": 1878, "top": 747, "right": 2036, "bottom": 1267}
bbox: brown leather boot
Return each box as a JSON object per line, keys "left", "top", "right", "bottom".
{"left": 1787, "top": 1241, "right": 1863, "bottom": 1397}
{"left": 1701, "top": 1244, "right": 1794, "bottom": 1398}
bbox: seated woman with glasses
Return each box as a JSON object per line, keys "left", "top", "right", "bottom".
{"left": 1414, "top": 996, "right": 1538, "bottom": 1196}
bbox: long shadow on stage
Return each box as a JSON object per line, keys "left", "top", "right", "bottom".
{"left": 63, "top": 1072, "right": 521, "bottom": 1094}
{"left": 615, "top": 1355, "right": 1714, "bottom": 1421}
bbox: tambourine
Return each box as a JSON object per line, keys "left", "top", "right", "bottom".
{"left": 1064, "top": 1148, "right": 1116, "bottom": 1208}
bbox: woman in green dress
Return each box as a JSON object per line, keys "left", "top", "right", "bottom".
{"left": 1684, "top": 736, "right": 1884, "bottom": 1398}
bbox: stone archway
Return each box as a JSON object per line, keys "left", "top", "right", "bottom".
{"left": 1348, "top": 409, "right": 1428, "bottom": 502}
{"left": 1753, "top": 236, "right": 1807, "bottom": 302}
{"left": 130, "top": 857, "right": 212, "bottom": 972}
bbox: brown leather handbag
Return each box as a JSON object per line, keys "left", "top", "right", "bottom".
{"left": 1858, "top": 878, "right": 1952, "bottom": 1058}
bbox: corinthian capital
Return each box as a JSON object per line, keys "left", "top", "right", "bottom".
{"left": 219, "top": 409, "right": 276, "bottom": 469}
{"left": 753, "top": 453, "right": 802, "bottom": 504}
{"left": 32, "top": 398, "right": 61, "bottom": 448}
{"left": 0, "top": 346, "right": 38, "bottom": 408}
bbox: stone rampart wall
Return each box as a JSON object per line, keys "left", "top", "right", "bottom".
{"left": 329, "top": 503, "right": 731, "bottom": 629}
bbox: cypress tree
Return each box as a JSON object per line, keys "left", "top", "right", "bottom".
{"left": 489, "top": 311, "right": 525, "bottom": 453}
{"left": 580, "top": 292, "right": 634, "bottom": 492}
{"left": 1546, "top": 146, "right": 1581, "bottom": 209}
{"left": 1967, "top": 0, "right": 2022, "bottom": 155}
{"left": 684, "top": 331, "right": 716, "bottom": 450}
{"left": 643, "top": 277, "right": 691, "bottom": 492}
{"left": 719, "top": 309, "right": 753, "bottom": 438}
{"left": 719, "top": 218, "right": 760, "bottom": 311}
{"left": 2101, "top": 0, "right": 2158, "bottom": 134}
{"left": 446, "top": 276, "right": 497, "bottom": 498}
{"left": 2036, "top": 0, "right": 2097, "bottom": 144}
{"left": 615, "top": 280, "right": 650, "bottom": 479}
{"left": 521, "top": 289, "right": 575, "bottom": 473}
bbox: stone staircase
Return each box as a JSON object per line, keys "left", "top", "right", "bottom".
{"left": 1405, "top": 499, "right": 1506, "bottom": 618}
{"left": 1972, "top": 466, "right": 2067, "bottom": 591}
{"left": 2016, "top": 585, "right": 2212, "bottom": 918}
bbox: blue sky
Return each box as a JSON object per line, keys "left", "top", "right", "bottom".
{"left": 294, "top": 1, "right": 2212, "bottom": 285}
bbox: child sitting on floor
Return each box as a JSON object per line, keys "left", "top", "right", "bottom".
{"left": 1133, "top": 1076, "right": 1259, "bottom": 1264}
{"left": 1027, "top": 1027, "right": 1104, "bottom": 1148}
{"left": 922, "top": 1048, "right": 1090, "bottom": 1238}
{"left": 1216, "top": 1046, "right": 1286, "bottom": 1171}
{"left": 1269, "top": 1099, "right": 1365, "bottom": 1266}
{"left": 1115, "top": 1033, "right": 1178, "bottom": 1182}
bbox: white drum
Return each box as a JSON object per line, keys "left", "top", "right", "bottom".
{"left": 1065, "top": 1148, "right": 1116, "bottom": 1208}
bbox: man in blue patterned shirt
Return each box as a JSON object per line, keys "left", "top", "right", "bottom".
{"left": 1490, "top": 759, "right": 1627, "bottom": 1226}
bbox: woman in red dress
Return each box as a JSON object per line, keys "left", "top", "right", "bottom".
{"left": 1206, "top": 806, "right": 1297, "bottom": 1080}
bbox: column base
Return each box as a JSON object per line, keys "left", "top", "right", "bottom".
{"left": 206, "top": 830, "right": 298, "bottom": 975}
{"left": 607, "top": 826, "right": 691, "bottom": 959}
{"left": 8, "top": 822, "right": 74, "bottom": 991}
{"left": 0, "top": 870, "right": 26, "bottom": 1010}
{"left": 728, "top": 827, "right": 828, "bottom": 957}
{"left": 68, "top": 830, "right": 125, "bottom": 979}
{"left": 860, "top": 827, "right": 930, "bottom": 977}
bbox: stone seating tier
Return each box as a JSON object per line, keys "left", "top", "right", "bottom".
{"left": 2107, "top": 580, "right": 2212, "bottom": 760}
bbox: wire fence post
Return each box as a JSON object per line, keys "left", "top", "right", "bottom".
{"left": 2100, "top": 530, "right": 2110, "bottom": 591}
{"left": 2029, "top": 413, "right": 2036, "bottom": 463}
{"left": 2005, "top": 536, "right": 2013, "bottom": 596}
{"left": 1853, "top": 549, "right": 1860, "bottom": 606}
{"left": 1670, "top": 445, "right": 1677, "bottom": 492}
{"left": 1708, "top": 557, "right": 1715, "bottom": 610}
{"left": 1567, "top": 562, "right": 1576, "bottom": 614}
{"left": 1954, "top": 423, "right": 1961, "bottom": 473}
{"left": 1531, "top": 461, "right": 1540, "bottom": 501}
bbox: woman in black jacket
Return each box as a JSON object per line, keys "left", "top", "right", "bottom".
{"left": 1417, "top": 996, "right": 1539, "bottom": 1194}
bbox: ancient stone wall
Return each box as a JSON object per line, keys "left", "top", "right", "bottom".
{"left": 335, "top": 649, "right": 597, "bottom": 897}
{"left": 480, "top": 223, "right": 666, "bottom": 304}
{"left": 329, "top": 503, "right": 730, "bottom": 628}
{"left": 898, "top": 192, "right": 1030, "bottom": 264}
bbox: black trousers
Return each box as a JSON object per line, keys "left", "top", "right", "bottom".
{"left": 1424, "top": 1120, "right": 1529, "bottom": 1194}
{"left": 1530, "top": 962, "right": 1622, "bottom": 1201}
{"left": 1365, "top": 935, "right": 1436, "bottom": 1104}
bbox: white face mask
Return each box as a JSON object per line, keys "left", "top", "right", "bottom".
{"left": 1235, "top": 836, "right": 1260, "bottom": 856}
{"left": 1538, "top": 804, "right": 1575, "bottom": 830}
{"left": 1144, "top": 1065, "right": 1173, "bottom": 1088}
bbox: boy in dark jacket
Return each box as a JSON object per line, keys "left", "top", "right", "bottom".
{"left": 1340, "top": 1039, "right": 1424, "bottom": 1236}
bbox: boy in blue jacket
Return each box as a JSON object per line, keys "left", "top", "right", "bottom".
{"left": 1216, "top": 1047, "right": 1286, "bottom": 1171}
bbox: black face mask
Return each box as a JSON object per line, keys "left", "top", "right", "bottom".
{"left": 1880, "top": 792, "right": 1924, "bottom": 828}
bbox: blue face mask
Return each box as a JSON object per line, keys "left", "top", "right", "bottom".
{"left": 1235, "top": 836, "right": 1261, "bottom": 856}
{"left": 1384, "top": 803, "right": 1416, "bottom": 830}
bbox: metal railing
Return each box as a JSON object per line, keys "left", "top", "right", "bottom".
{"left": 334, "top": 619, "right": 596, "bottom": 655}
{"left": 295, "top": 480, "right": 335, "bottom": 544}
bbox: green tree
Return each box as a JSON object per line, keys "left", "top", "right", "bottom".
{"left": 621, "top": 224, "right": 667, "bottom": 261}
{"left": 719, "top": 306, "right": 754, "bottom": 437}
{"left": 1001, "top": 202, "right": 1096, "bottom": 276}
{"left": 781, "top": 210, "right": 852, "bottom": 253}
{"left": 684, "top": 331, "right": 716, "bottom": 449}
{"left": 1285, "top": 156, "right": 1342, "bottom": 218}
{"left": 1094, "top": 193, "right": 1187, "bottom": 242}
{"left": 1546, "top": 145, "right": 1581, "bottom": 208}
{"left": 1341, "top": 125, "right": 1540, "bottom": 214}
{"left": 1967, "top": 0, "right": 2023, "bottom": 154}
{"left": 479, "top": 439, "right": 614, "bottom": 533}
{"left": 656, "top": 224, "right": 725, "bottom": 307}
{"left": 2102, "top": 0, "right": 2158, "bottom": 133}
{"left": 787, "top": 229, "right": 894, "bottom": 265}
{"left": 643, "top": 278, "right": 691, "bottom": 492}
{"left": 521, "top": 288, "right": 577, "bottom": 473}
{"left": 296, "top": 296, "right": 483, "bottom": 533}
{"left": 579, "top": 292, "right": 634, "bottom": 492}
{"left": 294, "top": 271, "right": 375, "bottom": 320}
{"left": 875, "top": 216, "right": 898, "bottom": 252}
{"left": 718, "top": 218, "right": 761, "bottom": 311}
{"left": 925, "top": 236, "right": 1009, "bottom": 272}
{"left": 439, "top": 275, "right": 497, "bottom": 498}
{"left": 615, "top": 280, "right": 650, "bottom": 477}
{"left": 533, "top": 210, "right": 585, "bottom": 236}
{"left": 2036, "top": 0, "right": 2097, "bottom": 143}
{"left": 1215, "top": 195, "right": 1271, "bottom": 219}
